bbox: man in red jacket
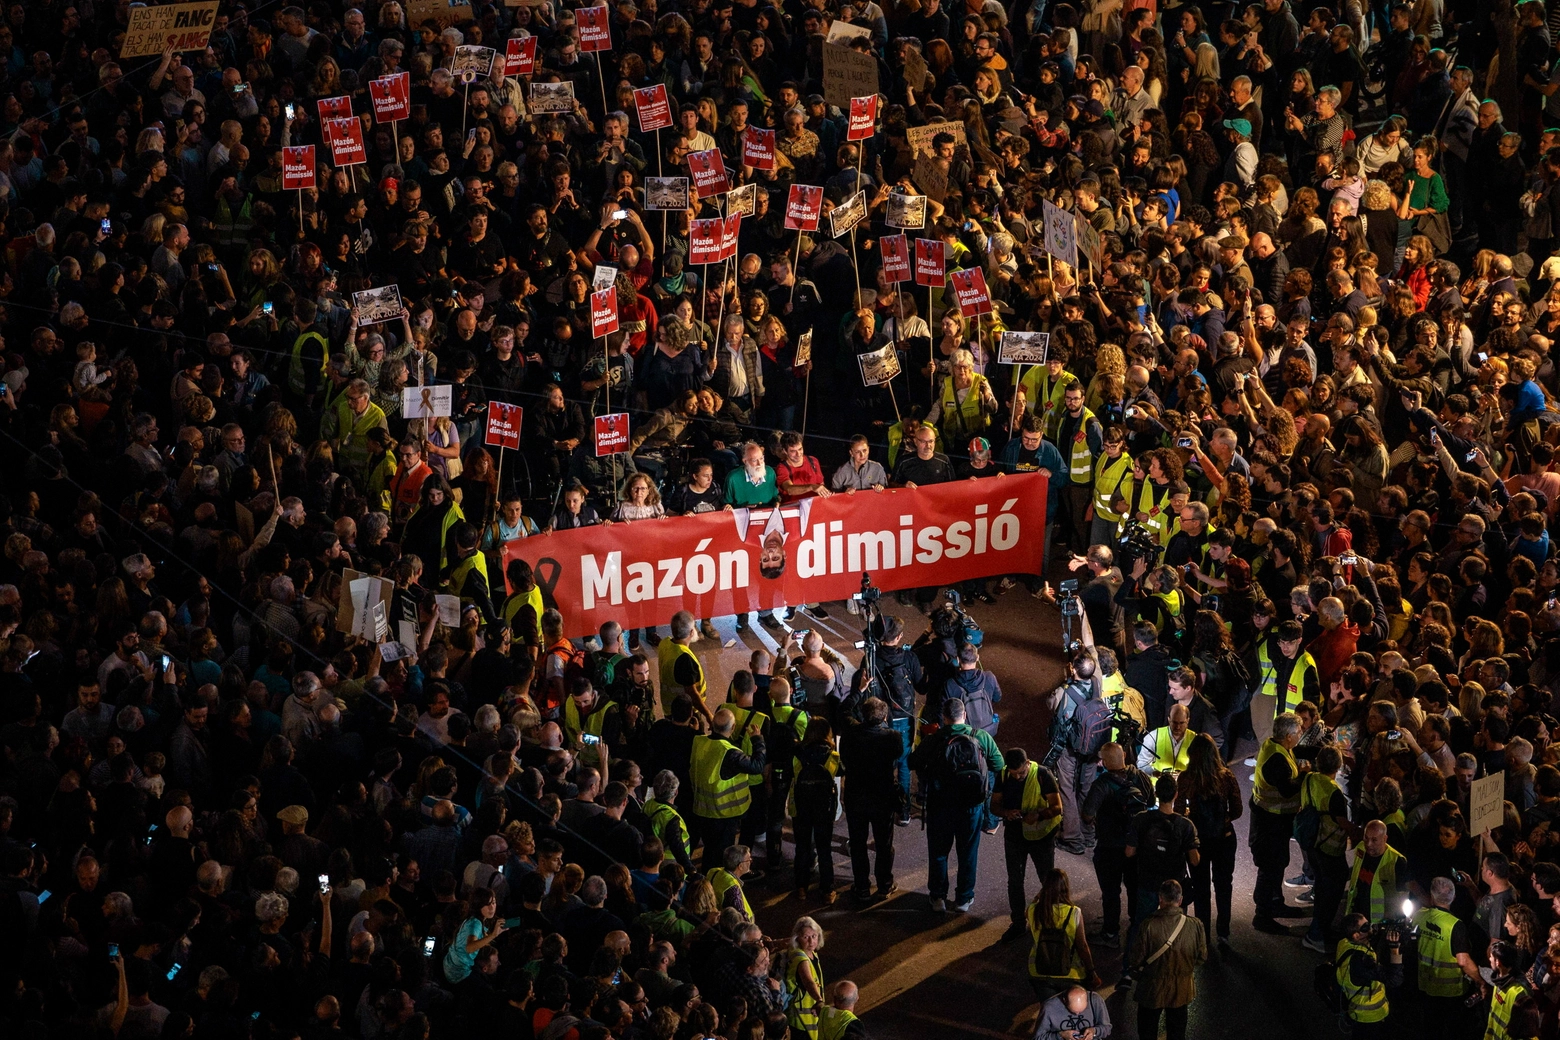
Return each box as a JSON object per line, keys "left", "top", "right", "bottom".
{"left": 1307, "top": 597, "right": 1358, "bottom": 689}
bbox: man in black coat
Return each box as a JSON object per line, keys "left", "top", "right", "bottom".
{"left": 840, "top": 697, "right": 906, "bottom": 901}
{"left": 1123, "top": 622, "right": 1177, "bottom": 731}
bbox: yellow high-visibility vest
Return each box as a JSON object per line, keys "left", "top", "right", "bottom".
{"left": 1335, "top": 937, "right": 1389, "bottom": 1023}
{"left": 691, "top": 734, "right": 751, "bottom": 819}
{"left": 1093, "top": 452, "right": 1134, "bottom": 523}
{"left": 1252, "top": 739, "right": 1300, "bottom": 814}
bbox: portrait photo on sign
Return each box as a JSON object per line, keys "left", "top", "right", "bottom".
{"left": 353, "top": 285, "right": 403, "bottom": 324}
{"left": 727, "top": 183, "right": 758, "bottom": 217}
{"left": 886, "top": 192, "right": 927, "bottom": 229}
{"left": 794, "top": 329, "right": 813, "bottom": 366}
{"left": 857, "top": 343, "right": 902, "bottom": 386}
{"left": 644, "top": 177, "right": 689, "bottom": 211}
{"left": 528, "top": 81, "right": 575, "bottom": 114}
{"left": 998, "top": 331, "right": 1051, "bottom": 365}
{"left": 829, "top": 191, "right": 867, "bottom": 238}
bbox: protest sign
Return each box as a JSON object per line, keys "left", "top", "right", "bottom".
{"left": 402, "top": 385, "right": 454, "bottom": 418}
{"left": 528, "top": 81, "right": 575, "bottom": 114}
{"left": 880, "top": 234, "right": 911, "bottom": 283}
{"left": 951, "top": 267, "right": 992, "bottom": 317}
{"left": 593, "top": 265, "right": 619, "bottom": 290}
{"left": 823, "top": 42, "right": 879, "bottom": 108}
{"left": 847, "top": 95, "right": 879, "bottom": 141}
{"left": 829, "top": 191, "right": 867, "bottom": 238}
{"left": 407, "top": 0, "right": 472, "bottom": 27}
{"left": 905, "top": 120, "right": 966, "bottom": 157}
{"left": 743, "top": 127, "right": 777, "bottom": 170}
{"left": 633, "top": 84, "right": 673, "bottom": 132}
{"left": 886, "top": 193, "right": 927, "bottom": 229}
{"left": 326, "top": 117, "right": 367, "bottom": 166}
{"left": 858, "top": 344, "right": 902, "bottom": 386}
{"left": 825, "top": 19, "right": 872, "bottom": 42}
{"left": 485, "top": 402, "right": 524, "bottom": 449}
{"left": 688, "top": 148, "right": 729, "bottom": 198}
{"left": 795, "top": 330, "right": 814, "bottom": 366}
{"left": 590, "top": 287, "right": 620, "bottom": 338}
{"left": 594, "top": 413, "right": 630, "bottom": 456}
{"left": 369, "top": 73, "right": 412, "bottom": 123}
{"left": 451, "top": 44, "right": 495, "bottom": 77}
{"left": 577, "top": 4, "right": 612, "bottom": 51}
{"left": 120, "top": 1, "right": 218, "bottom": 56}
{"left": 915, "top": 238, "right": 946, "bottom": 287}
{"left": 353, "top": 285, "right": 403, "bottom": 324}
{"left": 1043, "top": 199, "right": 1078, "bottom": 267}
{"left": 999, "top": 331, "right": 1050, "bottom": 365}
{"left": 690, "top": 218, "right": 722, "bottom": 265}
{"left": 784, "top": 184, "right": 823, "bottom": 231}
{"left": 1075, "top": 215, "right": 1105, "bottom": 271}
{"left": 644, "top": 177, "right": 689, "bottom": 211}
{"left": 282, "top": 146, "right": 315, "bottom": 190}
{"left": 1470, "top": 771, "right": 1506, "bottom": 837}
{"left": 337, "top": 570, "right": 394, "bottom": 637}
{"left": 505, "top": 36, "right": 538, "bottom": 76}
{"left": 727, "top": 183, "right": 758, "bottom": 218}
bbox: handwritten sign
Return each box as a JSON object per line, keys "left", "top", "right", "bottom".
{"left": 823, "top": 42, "right": 879, "bottom": 109}
{"left": 120, "top": 1, "right": 218, "bottom": 56}
{"left": 634, "top": 84, "right": 673, "bottom": 132}
{"left": 1469, "top": 770, "right": 1506, "bottom": 837}
{"left": 408, "top": 0, "right": 472, "bottom": 27}
{"left": 1075, "top": 214, "right": 1105, "bottom": 271}
{"left": 1043, "top": 199, "right": 1078, "bottom": 267}
{"left": 485, "top": 402, "right": 524, "bottom": 449}
{"left": 905, "top": 121, "right": 966, "bottom": 158}
{"left": 282, "top": 146, "right": 315, "bottom": 191}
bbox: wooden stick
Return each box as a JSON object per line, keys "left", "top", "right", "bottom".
{"left": 886, "top": 379, "right": 903, "bottom": 425}
{"left": 595, "top": 53, "right": 609, "bottom": 122}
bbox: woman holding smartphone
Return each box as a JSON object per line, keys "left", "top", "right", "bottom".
{"left": 442, "top": 885, "right": 506, "bottom": 984}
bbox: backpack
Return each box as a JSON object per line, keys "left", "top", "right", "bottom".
{"left": 1107, "top": 772, "right": 1152, "bottom": 819}
{"left": 1032, "top": 906, "right": 1076, "bottom": 977}
{"left": 947, "top": 672, "right": 997, "bottom": 734}
{"left": 1198, "top": 651, "right": 1252, "bottom": 715}
{"left": 941, "top": 730, "right": 990, "bottom": 807}
{"left": 1314, "top": 956, "right": 1347, "bottom": 1013}
{"left": 793, "top": 750, "right": 839, "bottom": 818}
{"left": 587, "top": 650, "right": 626, "bottom": 694}
{"left": 1071, "top": 696, "right": 1113, "bottom": 758}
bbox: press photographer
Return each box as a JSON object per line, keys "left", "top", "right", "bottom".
{"left": 1038, "top": 545, "right": 1128, "bottom": 660}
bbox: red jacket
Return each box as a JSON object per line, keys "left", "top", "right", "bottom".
{"left": 1308, "top": 621, "right": 1360, "bottom": 688}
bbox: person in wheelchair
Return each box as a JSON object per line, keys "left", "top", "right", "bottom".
{"left": 629, "top": 388, "right": 702, "bottom": 486}
{"left": 692, "top": 388, "right": 745, "bottom": 481}
{"left": 523, "top": 382, "right": 588, "bottom": 490}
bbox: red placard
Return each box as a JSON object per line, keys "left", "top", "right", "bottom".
{"left": 369, "top": 73, "right": 411, "bottom": 124}
{"left": 784, "top": 184, "right": 823, "bottom": 231}
{"left": 577, "top": 5, "right": 612, "bottom": 52}
{"left": 880, "top": 234, "right": 910, "bottom": 283}
{"left": 847, "top": 95, "right": 878, "bottom": 141}
{"left": 915, "top": 238, "right": 946, "bottom": 287}
{"left": 951, "top": 266, "right": 992, "bottom": 316}
{"left": 317, "top": 95, "right": 352, "bottom": 143}
{"left": 689, "top": 218, "right": 721, "bottom": 265}
{"left": 594, "top": 413, "right": 630, "bottom": 456}
{"left": 634, "top": 84, "right": 673, "bottom": 132}
{"left": 282, "top": 145, "right": 315, "bottom": 191}
{"left": 327, "top": 117, "right": 367, "bottom": 167}
{"left": 501, "top": 474, "right": 1049, "bottom": 637}
{"left": 590, "top": 287, "right": 620, "bottom": 338}
{"left": 485, "top": 402, "right": 524, "bottom": 449}
{"left": 719, "top": 213, "right": 741, "bottom": 261}
{"left": 742, "top": 127, "right": 776, "bottom": 170}
{"left": 687, "top": 148, "right": 729, "bottom": 198}
{"left": 505, "top": 36, "right": 538, "bottom": 76}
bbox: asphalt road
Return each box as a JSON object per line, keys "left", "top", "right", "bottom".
{"left": 675, "top": 589, "right": 1345, "bottom": 1040}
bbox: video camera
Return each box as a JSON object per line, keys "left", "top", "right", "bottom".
{"left": 1116, "top": 520, "right": 1164, "bottom": 569}
{"left": 1058, "top": 578, "right": 1083, "bottom": 652}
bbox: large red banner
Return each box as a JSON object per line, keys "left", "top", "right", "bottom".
{"left": 502, "top": 474, "right": 1048, "bottom": 637}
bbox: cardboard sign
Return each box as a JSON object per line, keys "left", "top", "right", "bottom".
{"left": 577, "top": 4, "right": 612, "bottom": 52}
{"left": 317, "top": 95, "right": 353, "bottom": 141}
{"left": 1076, "top": 214, "right": 1105, "bottom": 271}
{"left": 434, "top": 594, "right": 462, "bottom": 626}
{"left": 485, "top": 401, "right": 524, "bottom": 449}
{"left": 645, "top": 177, "right": 689, "bottom": 211}
{"left": 829, "top": 191, "right": 868, "bottom": 238}
{"left": 282, "top": 145, "right": 316, "bottom": 191}
{"left": 847, "top": 95, "right": 879, "bottom": 141}
{"left": 688, "top": 148, "right": 729, "bottom": 198}
{"left": 402, "top": 384, "right": 454, "bottom": 418}
{"left": 690, "top": 218, "right": 722, "bottom": 265}
{"left": 857, "top": 344, "right": 902, "bottom": 386}
{"left": 825, "top": 18, "right": 873, "bottom": 42}
{"left": 505, "top": 36, "right": 538, "bottom": 76}
{"left": 915, "top": 238, "right": 946, "bottom": 287}
{"left": 1043, "top": 199, "right": 1079, "bottom": 267}
{"left": 529, "top": 81, "right": 576, "bottom": 114}
{"left": 880, "top": 234, "right": 911, "bottom": 283}
{"left": 590, "top": 287, "right": 620, "bottom": 338}
{"left": 594, "top": 413, "right": 629, "bottom": 456}
{"left": 452, "top": 44, "right": 496, "bottom": 77}
{"left": 743, "top": 126, "right": 777, "bottom": 170}
{"left": 951, "top": 267, "right": 992, "bottom": 317}
{"left": 353, "top": 284, "right": 404, "bottom": 324}
{"left": 784, "top": 184, "right": 823, "bottom": 231}
{"left": 886, "top": 193, "right": 927, "bottom": 229}
{"left": 1469, "top": 770, "right": 1506, "bottom": 837}
{"left": 120, "top": 0, "right": 218, "bottom": 56}
{"left": 911, "top": 154, "right": 948, "bottom": 204}
{"left": 337, "top": 570, "right": 394, "bottom": 636}
{"left": 407, "top": 0, "right": 472, "bottom": 28}
{"left": 369, "top": 73, "right": 411, "bottom": 123}
{"left": 905, "top": 120, "right": 967, "bottom": 158}
{"left": 326, "top": 116, "right": 367, "bottom": 166}
{"left": 823, "top": 42, "right": 880, "bottom": 108}
{"left": 634, "top": 84, "right": 673, "bottom": 132}
{"left": 999, "top": 331, "right": 1050, "bottom": 365}
{"left": 727, "top": 183, "right": 758, "bottom": 218}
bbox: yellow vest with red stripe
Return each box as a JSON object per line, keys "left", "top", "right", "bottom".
{"left": 1092, "top": 451, "right": 1134, "bottom": 522}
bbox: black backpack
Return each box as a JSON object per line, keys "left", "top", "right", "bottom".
{"left": 793, "top": 750, "right": 838, "bottom": 817}
{"left": 941, "top": 730, "right": 989, "bottom": 807}
{"left": 1108, "top": 772, "right": 1152, "bottom": 819}
{"left": 1071, "top": 695, "right": 1113, "bottom": 758}
{"left": 1031, "top": 906, "right": 1075, "bottom": 977}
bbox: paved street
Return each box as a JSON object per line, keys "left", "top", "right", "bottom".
{"left": 676, "top": 589, "right": 1342, "bottom": 1040}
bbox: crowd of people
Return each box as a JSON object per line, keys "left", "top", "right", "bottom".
{"left": 14, "top": 0, "right": 1560, "bottom": 1037}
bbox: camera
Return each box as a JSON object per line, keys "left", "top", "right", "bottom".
{"left": 1116, "top": 520, "right": 1164, "bottom": 569}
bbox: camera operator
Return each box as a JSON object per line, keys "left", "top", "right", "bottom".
{"left": 1117, "top": 559, "right": 1190, "bottom": 658}
{"left": 1334, "top": 912, "right": 1403, "bottom": 1038}
{"left": 1049, "top": 650, "right": 1107, "bottom": 856}
{"left": 854, "top": 616, "right": 922, "bottom": 825}
{"left": 1039, "top": 545, "right": 1127, "bottom": 660}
